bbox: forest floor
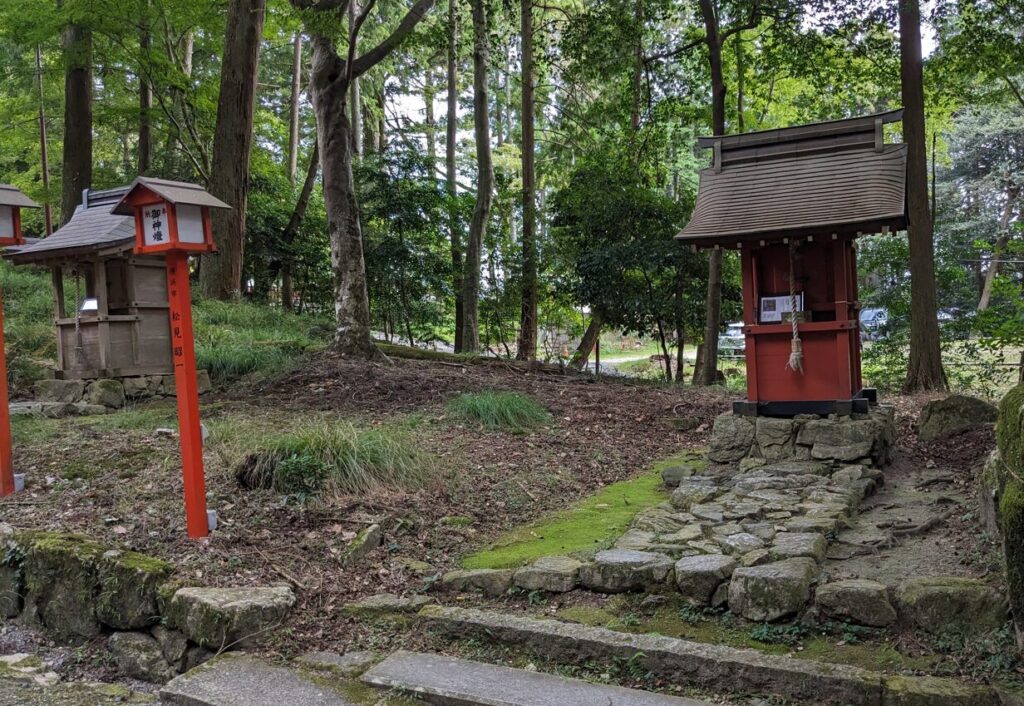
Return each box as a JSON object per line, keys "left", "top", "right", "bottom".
{"left": 0, "top": 351, "right": 1011, "bottom": 693}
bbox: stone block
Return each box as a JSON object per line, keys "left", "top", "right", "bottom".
{"left": 716, "top": 533, "right": 764, "bottom": 556}
{"left": 95, "top": 549, "right": 174, "bottom": 630}
{"left": 815, "top": 579, "right": 897, "bottom": 627}
{"left": 674, "top": 554, "right": 737, "bottom": 604}
{"left": 709, "top": 413, "right": 755, "bottom": 463}
{"left": 769, "top": 532, "right": 827, "bottom": 563}
{"left": 896, "top": 577, "right": 1008, "bottom": 637}
{"left": 669, "top": 478, "right": 721, "bottom": 510}
{"left": 341, "top": 524, "right": 381, "bottom": 566}
{"left": 579, "top": 549, "right": 673, "bottom": 593}
{"left": 439, "top": 569, "right": 514, "bottom": 597}
{"left": 513, "top": 556, "right": 583, "bottom": 593}
{"left": 165, "top": 586, "right": 296, "bottom": 649}
{"left": 918, "top": 394, "right": 998, "bottom": 442}
{"left": 728, "top": 558, "right": 819, "bottom": 621}
{"left": 86, "top": 379, "right": 126, "bottom": 409}
{"left": 108, "top": 631, "right": 176, "bottom": 683}
{"left": 151, "top": 625, "right": 189, "bottom": 672}
{"left": 755, "top": 418, "right": 796, "bottom": 461}
{"left": 297, "top": 650, "right": 378, "bottom": 677}
{"left": 33, "top": 379, "right": 85, "bottom": 404}
{"left": 661, "top": 463, "right": 700, "bottom": 488}
{"left": 22, "top": 532, "right": 103, "bottom": 641}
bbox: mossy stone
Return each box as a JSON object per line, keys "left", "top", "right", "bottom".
{"left": 95, "top": 549, "right": 174, "bottom": 630}
{"left": 896, "top": 576, "right": 1008, "bottom": 637}
{"left": 21, "top": 532, "right": 104, "bottom": 642}
{"left": 165, "top": 586, "right": 296, "bottom": 649}
{"left": 883, "top": 674, "right": 999, "bottom": 706}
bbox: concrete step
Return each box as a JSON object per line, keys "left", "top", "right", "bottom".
{"left": 418, "top": 605, "right": 1001, "bottom": 706}
{"left": 160, "top": 654, "right": 357, "bottom": 706}
{"left": 361, "top": 650, "right": 710, "bottom": 706}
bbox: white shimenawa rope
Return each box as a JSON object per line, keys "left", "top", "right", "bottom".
{"left": 785, "top": 239, "right": 804, "bottom": 374}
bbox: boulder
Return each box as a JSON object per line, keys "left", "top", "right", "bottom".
{"left": 0, "top": 563, "right": 22, "bottom": 618}
{"left": 165, "top": 586, "right": 296, "bottom": 648}
{"left": 755, "top": 418, "right": 796, "bottom": 461}
{"left": 151, "top": 625, "right": 189, "bottom": 672}
{"left": 896, "top": 577, "right": 1008, "bottom": 636}
{"left": 513, "top": 556, "right": 583, "bottom": 593}
{"left": 33, "top": 379, "right": 85, "bottom": 404}
{"left": 22, "top": 532, "right": 103, "bottom": 641}
{"left": 630, "top": 504, "right": 694, "bottom": 534}
{"left": 802, "top": 419, "right": 879, "bottom": 463}
{"left": 728, "top": 558, "right": 819, "bottom": 621}
{"left": 758, "top": 461, "right": 830, "bottom": 476}
{"left": 86, "top": 379, "right": 126, "bottom": 409}
{"left": 769, "top": 533, "right": 827, "bottom": 563}
{"left": 669, "top": 478, "right": 721, "bottom": 510}
{"left": 661, "top": 463, "right": 701, "bottom": 487}
{"left": 709, "top": 413, "right": 755, "bottom": 463}
{"left": 674, "top": 554, "right": 737, "bottom": 604}
{"left": 108, "top": 631, "right": 176, "bottom": 683}
{"left": 815, "top": 579, "right": 897, "bottom": 627}
{"left": 919, "top": 395, "right": 998, "bottom": 442}
{"left": 783, "top": 516, "right": 839, "bottom": 535}
{"left": 439, "top": 569, "right": 514, "bottom": 597}
{"left": 716, "top": 533, "right": 764, "bottom": 556}
{"left": 94, "top": 549, "right": 174, "bottom": 630}
{"left": 578, "top": 549, "right": 673, "bottom": 593}
{"left": 122, "top": 376, "right": 159, "bottom": 399}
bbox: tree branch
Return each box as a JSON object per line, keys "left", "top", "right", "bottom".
{"left": 346, "top": 0, "right": 378, "bottom": 83}
{"left": 643, "top": 36, "right": 704, "bottom": 64}
{"left": 290, "top": 0, "right": 349, "bottom": 9}
{"left": 1005, "top": 76, "right": 1024, "bottom": 111}
{"left": 351, "top": 0, "right": 437, "bottom": 78}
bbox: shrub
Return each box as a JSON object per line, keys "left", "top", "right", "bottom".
{"left": 235, "top": 422, "right": 431, "bottom": 497}
{"left": 446, "top": 391, "right": 551, "bottom": 432}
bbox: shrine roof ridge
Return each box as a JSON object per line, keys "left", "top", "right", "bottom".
{"left": 111, "top": 177, "right": 230, "bottom": 216}
{"left": 0, "top": 184, "right": 39, "bottom": 209}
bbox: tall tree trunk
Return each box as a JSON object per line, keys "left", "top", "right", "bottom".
{"left": 461, "top": 0, "right": 493, "bottom": 352}
{"left": 734, "top": 32, "right": 745, "bottom": 133}
{"left": 138, "top": 0, "right": 152, "bottom": 175}
{"left": 287, "top": 32, "right": 303, "bottom": 184}
{"left": 309, "top": 38, "right": 381, "bottom": 358}
{"left": 447, "top": 0, "right": 464, "bottom": 351}
{"left": 425, "top": 67, "right": 437, "bottom": 167}
{"left": 60, "top": 9, "right": 92, "bottom": 225}
{"left": 899, "top": 0, "right": 947, "bottom": 392}
{"left": 35, "top": 45, "right": 54, "bottom": 235}
{"left": 978, "top": 188, "right": 1019, "bottom": 311}
{"left": 281, "top": 142, "right": 319, "bottom": 311}
{"left": 201, "top": 0, "right": 266, "bottom": 300}
{"left": 569, "top": 315, "right": 601, "bottom": 370}
{"left": 631, "top": 0, "right": 642, "bottom": 132}
{"left": 516, "top": 0, "right": 538, "bottom": 360}
{"left": 349, "top": 0, "right": 363, "bottom": 157}
{"left": 696, "top": 0, "right": 724, "bottom": 386}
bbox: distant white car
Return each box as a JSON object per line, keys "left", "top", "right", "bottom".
{"left": 718, "top": 322, "right": 745, "bottom": 357}
{"left": 859, "top": 308, "right": 888, "bottom": 340}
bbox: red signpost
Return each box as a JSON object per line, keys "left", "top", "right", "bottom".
{"left": 113, "top": 178, "right": 229, "bottom": 538}
{"left": 0, "top": 185, "right": 39, "bottom": 497}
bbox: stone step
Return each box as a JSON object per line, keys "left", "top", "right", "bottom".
{"left": 160, "top": 654, "right": 356, "bottom": 706}
{"left": 417, "top": 605, "right": 1001, "bottom": 706}
{"left": 361, "top": 650, "right": 710, "bottom": 706}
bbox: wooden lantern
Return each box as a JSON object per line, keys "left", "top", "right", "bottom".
{"left": 677, "top": 110, "right": 908, "bottom": 417}
{"left": 113, "top": 178, "right": 229, "bottom": 537}
{"left": 112, "top": 177, "right": 227, "bottom": 255}
{"left": 0, "top": 184, "right": 38, "bottom": 247}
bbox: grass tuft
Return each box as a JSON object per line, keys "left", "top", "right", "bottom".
{"left": 235, "top": 421, "right": 432, "bottom": 497}
{"left": 447, "top": 391, "right": 551, "bottom": 433}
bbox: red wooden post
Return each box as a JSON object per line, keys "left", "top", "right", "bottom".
{"left": 0, "top": 288, "right": 13, "bottom": 497}
{"left": 166, "top": 252, "right": 208, "bottom": 537}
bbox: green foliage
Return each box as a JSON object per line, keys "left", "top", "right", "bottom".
{"left": 446, "top": 391, "right": 551, "bottom": 433}
{"left": 0, "top": 262, "right": 59, "bottom": 390}
{"left": 749, "top": 622, "right": 810, "bottom": 647}
{"left": 236, "top": 422, "right": 433, "bottom": 499}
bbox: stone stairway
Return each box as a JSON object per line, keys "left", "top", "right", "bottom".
{"left": 158, "top": 650, "right": 714, "bottom": 706}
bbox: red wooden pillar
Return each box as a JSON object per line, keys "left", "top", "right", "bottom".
{"left": 0, "top": 289, "right": 13, "bottom": 497}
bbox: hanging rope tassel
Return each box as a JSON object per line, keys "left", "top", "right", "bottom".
{"left": 785, "top": 239, "right": 804, "bottom": 374}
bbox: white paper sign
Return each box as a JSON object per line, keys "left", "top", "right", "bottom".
{"left": 0, "top": 206, "right": 13, "bottom": 241}
{"left": 760, "top": 294, "right": 803, "bottom": 323}
{"left": 175, "top": 204, "right": 205, "bottom": 244}
{"left": 142, "top": 203, "right": 169, "bottom": 247}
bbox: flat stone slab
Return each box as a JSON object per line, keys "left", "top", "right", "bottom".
{"left": 513, "top": 556, "right": 583, "bottom": 593}
{"left": 419, "top": 605, "right": 885, "bottom": 705}
{"left": 165, "top": 586, "right": 295, "bottom": 649}
{"left": 296, "top": 651, "right": 378, "bottom": 676}
{"left": 816, "top": 580, "right": 897, "bottom": 628}
{"left": 579, "top": 549, "right": 673, "bottom": 593}
{"left": 728, "top": 558, "right": 819, "bottom": 622}
{"left": 161, "top": 655, "right": 356, "bottom": 705}
{"left": 362, "top": 650, "right": 709, "bottom": 706}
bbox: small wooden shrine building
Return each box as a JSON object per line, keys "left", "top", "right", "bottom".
{"left": 676, "top": 110, "right": 908, "bottom": 416}
{"left": 5, "top": 182, "right": 180, "bottom": 380}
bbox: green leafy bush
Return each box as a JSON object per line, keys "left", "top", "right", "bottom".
{"left": 447, "top": 391, "right": 551, "bottom": 432}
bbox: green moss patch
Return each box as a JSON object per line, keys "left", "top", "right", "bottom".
{"left": 460, "top": 453, "right": 704, "bottom": 569}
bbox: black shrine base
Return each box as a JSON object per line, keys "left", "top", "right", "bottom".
{"left": 733, "top": 388, "right": 877, "bottom": 418}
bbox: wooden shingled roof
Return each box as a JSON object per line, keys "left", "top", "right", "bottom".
{"left": 676, "top": 110, "right": 908, "bottom": 246}
{"left": 5, "top": 187, "right": 135, "bottom": 264}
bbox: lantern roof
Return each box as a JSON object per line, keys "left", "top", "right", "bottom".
{"left": 110, "top": 177, "right": 230, "bottom": 216}
{"left": 676, "top": 109, "right": 908, "bottom": 247}
{"left": 0, "top": 184, "right": 39, "bottom": 209}
{"left": 6, "top": 186, "right": 135, "bottom": 264}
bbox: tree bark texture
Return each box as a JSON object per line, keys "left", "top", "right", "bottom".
{"left": 570, "top": 316, "right": 601, "bottom": 370}
{"left": 978, "top": 187, "right": 1019, "bottom": 311}
{"left": 899, "top": 0, "right": 947, "bottom": 392}
{"left": 281, "top": 142, "right": 319, "bottom": 311}
{"left": 697, "top": 0, "right": 724, "bottom": 386}
{"left": 349, "top": 0, "right": 363, "bottom": 157}
{"left": 287, "top": 32, "right": 303, "bottom": 184}
{"left": 461, "top": 0, "right": 493, "bottom": 352}
{"left": 201, "top": 0, "right": 266, "bottom": 300}
{"left": 425, "top": 67, "right": 437, "bottom": 166}
{"left": 61, "top": 14, "right": 92, "bottom": 225}
{"left": 447, "top": 0, "right": 465, "bottom": 351}
{"left": 516, "top": 0, "right": 538, "bottom": 360}
{"left": 138, "top": 0, "right": 153, "bottom": 175}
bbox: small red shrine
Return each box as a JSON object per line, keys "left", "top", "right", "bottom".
{"left": 677, "top": 110, "right": 908, "bottom": 416}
